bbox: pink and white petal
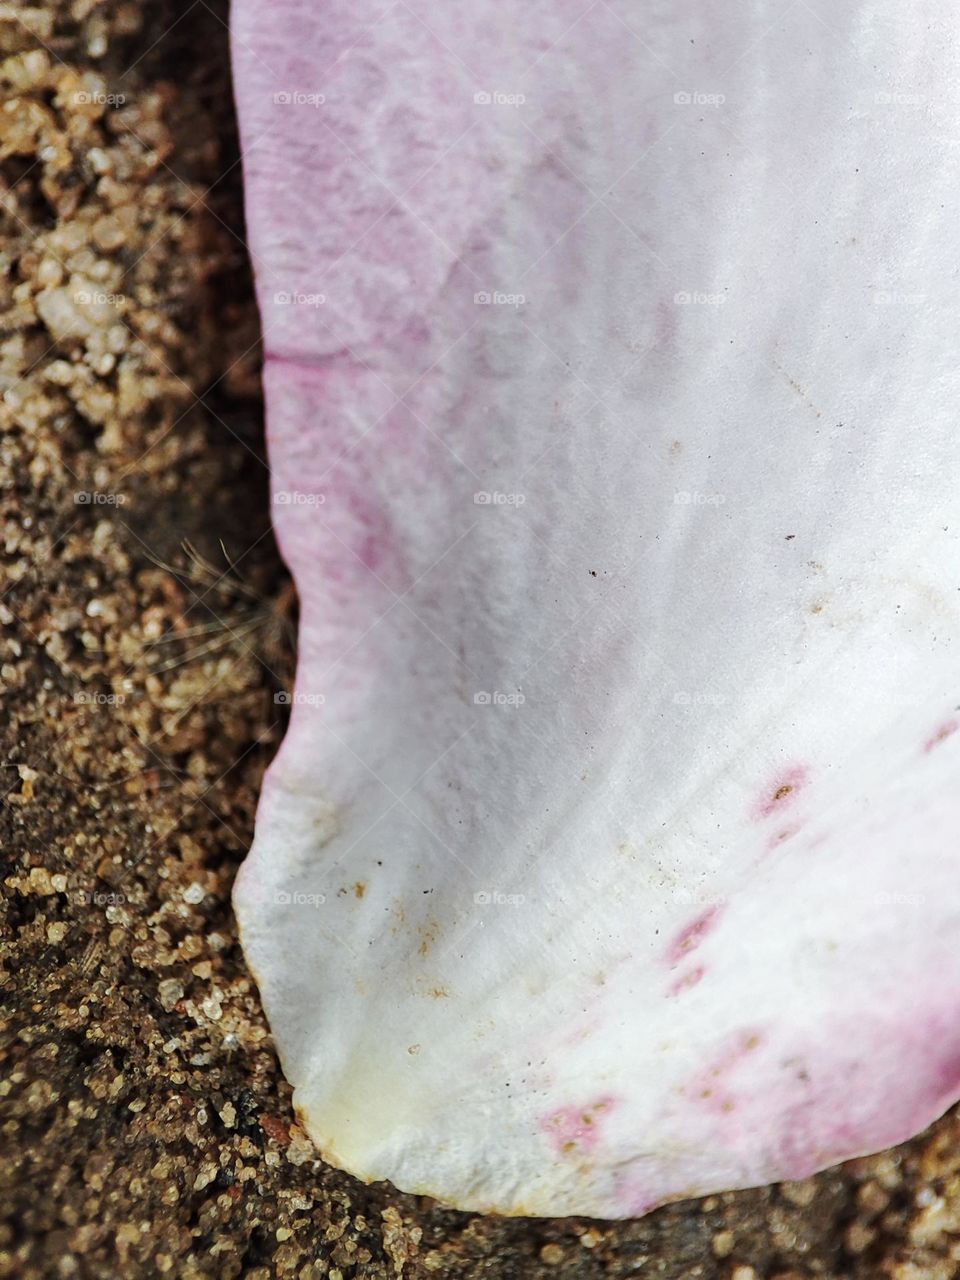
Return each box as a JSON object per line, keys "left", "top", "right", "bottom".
{"left": 232, "top": 0, "right": 960, "bottom": 1217}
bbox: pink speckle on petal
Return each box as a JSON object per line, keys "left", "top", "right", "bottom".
{"left": 664, "top": 905, "right": 724, "bottom": 968}
{"left": 765, "top": 822, "right": 803, "bottom": 855}
{"left": 924, "top": 719, "right": 958, "bottom": 755}
{"left": 683, "top": 1028, "right": 766, "bottom": 1117}
{"left": 559, "top": 1016, "right": 602, "bottom": 1048}
{"left": 539, "top": 1095, "right": 617, "bottom": 1157}
{"left": 753, "top": 765, "right": 809, "bottom": 821}
{"left": 668, "top": 964, "right": 706, "bottom": 996}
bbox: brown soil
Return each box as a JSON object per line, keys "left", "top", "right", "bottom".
{"left": 1, "top": 3, "right": 958, "bottom": 1277}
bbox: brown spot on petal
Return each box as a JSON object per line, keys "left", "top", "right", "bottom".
{"left": 418, "top": 917, "right": 441, "bottom": 956}
{"left": 754, "top": 766, "right": 809, "bottom": 820}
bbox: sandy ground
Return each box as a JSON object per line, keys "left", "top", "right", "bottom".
{"left": 1, "top": 2, "right": 959, "bottom": 1277}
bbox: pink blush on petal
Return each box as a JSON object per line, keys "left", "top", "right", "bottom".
{"left": 539, "top": 1096, "right": 617, "bottom": 1157}
{"left": 667, "top": 964, "right": 706, "bottom": 997}
{"left": 663, "top": 906, "right": 724, "bottom": 969}
{"left": 923, "top": 719, "right": 958, "bottom": 754}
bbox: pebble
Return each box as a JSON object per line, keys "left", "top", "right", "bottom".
{"left": 157, "top": 978, "right": 184, "bottom": 1011}
{"left": 193, "top": 1164, "right": 217, "bottom": 1191}
{"left": 780, "top": 1177, "right": 818, "bottom": 1207}
{"left": 201, "top": 993, "right": 222, "bottom": 1021}
{"left": 28, "top": 866, "right": 55, "bottom": 894}
{"left": 845, "top": 1220, "right": 876, "bottom": 1254}
{"left": 712, "top": 1229, "right": 735, "bottom": 1258}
